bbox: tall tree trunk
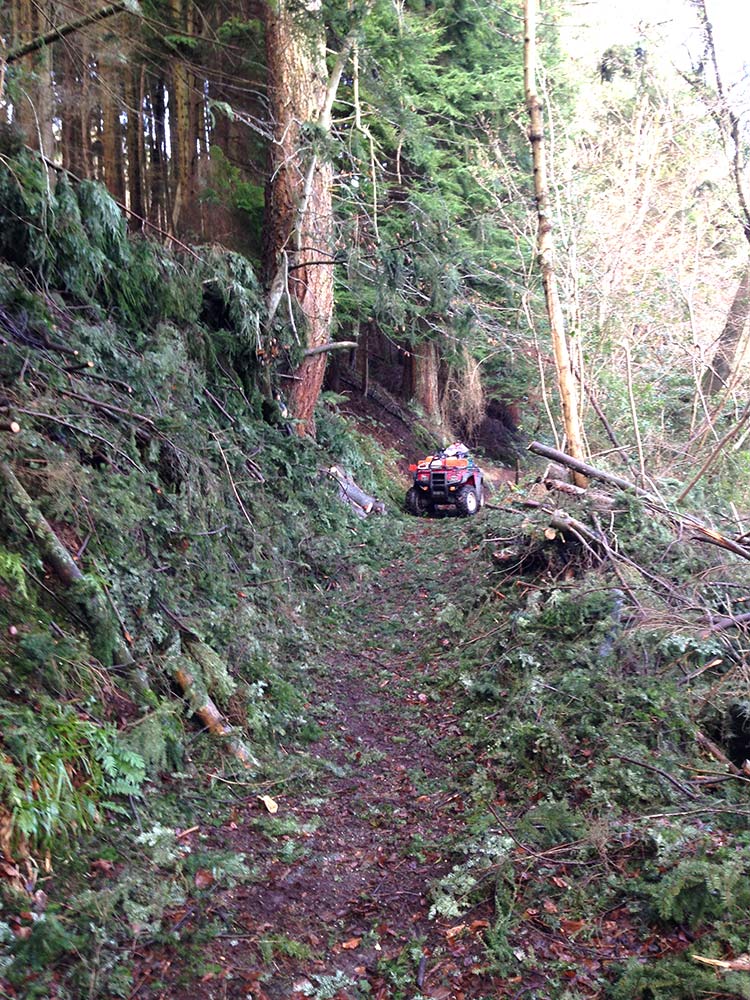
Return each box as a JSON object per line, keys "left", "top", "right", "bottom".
{"left": 411, "top": 339, "right": 441, "bottom": 425}
{"left": 148, "top": 79, "right": 168, "bottom": 230}
{"left": 692, "top": 0, "right": 750, "bottom": 397}
{"left": 263, "top": 0, "right": 335, "bottom": 435}
{"left": 263, "top": 5, "right": 366, "bottom": 435}
{"left": 702, "top": 258, "right": 750, "bottom": 396}
{"left": 125, "top": 65, "right": 145, "bottom": 223}
{"left": 169, "top": 0, "right": 196, "bottom": 234}
{"left": 358, "top": 320, "right": 369, "bottom": 398}
{"left": 524, "top": 0, "right": 586, "bottom": 486}
{"left": 11, "top": 0, "right": 56, "bottom": 159}
{"left": 101, "top": 52, "right": 126, "bottom": 203}
{"left": 58, "top": 39, "right": 87, "bottom": 177}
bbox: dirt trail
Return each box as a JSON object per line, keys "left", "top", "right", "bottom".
{"left": 168, "top": 520, "right": 493, "bottom": 1000}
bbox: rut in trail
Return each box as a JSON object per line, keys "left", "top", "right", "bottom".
{"left": 171, "top": 519, "right": 491, "bottom": 1000}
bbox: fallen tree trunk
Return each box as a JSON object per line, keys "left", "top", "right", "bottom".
{"left": 543, "top": 478, "right": 615, "bottom": 510}
{"left": 528, "top": 441, "right": 750, "bottom": 564}
{"left": 529, "top": 441, "right": 651, "bottom": 498}
{"left": 327, "top": 465, "right": 385, "bottom": 516}
{"left": 0, "top": 461, "right": 84, "bottom": 587}
{"left": 0, "top": 461, "right": 151, "bottom": 689}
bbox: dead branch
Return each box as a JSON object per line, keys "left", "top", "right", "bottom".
{"left": 203, "top": 387, "right": 235, "bottom": 424}
{"left": 613, "top": 753, "right": 698, "bottom": 799}
{"left": 677, "top": 398, "right": 750, "bottom": 503}
{"left": 0, "top": 420, "right": 21, "bottom": 433}
{"left": 5, "top": 1, "right": 134, "bottom": 66}
{"left": 302, "top": 341, "right": 358, "bottom": 359}
{"left": 694, "top": 729, "right": 743, "bottom": 777}
{"left": 58, "top": 388, "right": 155, "bottom": 426}
{"left": 705, "top": 611, "right": 750, "bottom": 632}
{"left": 211, "top": 433, "right": 254, "bottom": 530}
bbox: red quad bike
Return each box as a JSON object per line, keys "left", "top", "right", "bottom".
{"left": 405, "top": 444, "right": 485, "bottom": 517}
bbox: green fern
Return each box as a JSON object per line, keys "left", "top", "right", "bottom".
{"left": 0, "top": 548, "right": 27, "bottom": 599}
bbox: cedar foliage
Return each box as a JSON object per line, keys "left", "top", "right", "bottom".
{"left": 0, "top": 155, "right": 391, "bottom": 872}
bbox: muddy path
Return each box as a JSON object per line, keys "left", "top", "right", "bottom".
{"left": 161, "top": 518, "right": 496, "bottom": 1000}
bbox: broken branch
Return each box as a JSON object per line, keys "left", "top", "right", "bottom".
{"left": 303, "top": 341, "right": 358, "bottom": 359}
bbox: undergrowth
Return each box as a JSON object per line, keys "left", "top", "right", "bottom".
{"left": 1, "top": 152, "right": 750, "bottom": 1000}
{"left": 0, "top": 154, "right": 398, "bottom": 996}
{"left": 421, "top": 506, "right": 750, "bottom": 999}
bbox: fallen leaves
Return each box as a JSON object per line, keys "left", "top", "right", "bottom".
{"left": 258, "top": 794, "right": 279, "bottom": 814}
{"left": 194, "top": 868, "right": 214, "bottom": 889}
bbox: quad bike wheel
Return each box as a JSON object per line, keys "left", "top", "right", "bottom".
{"left": 456, "top": 484, "right": 479, "bottom": 516}
{"left": 405, "top": 486, "right": 431, "bottom": 516}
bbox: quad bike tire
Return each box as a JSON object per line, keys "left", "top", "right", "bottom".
{"left": 456, "top": 484, "right": 479, "bottom": 517}
{"left": 405, "top": 486, "right": 431, "bottom": 516}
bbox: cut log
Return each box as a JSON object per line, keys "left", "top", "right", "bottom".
{"left": 169, "top": 656, "right": 254, "bottom": 768}
{"left": 327, "top": 465, "right": 384, "bottom": 515}
{"left": 1, "top": 421, "right": 21, "bottom": 433}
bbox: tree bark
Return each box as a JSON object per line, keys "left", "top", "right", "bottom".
{"left": 702, "top": 258, "right": 750, "bottom": 395}
{"left": 524, "top": 0, "right": 586, "bottom": 486}
{"left": 692, "top": 1, "right": 750, "bottom": 394}
{"left": 263, "top": 5, "right": 366, "bottom": 435}
{"left": 411, "top": 340, "right": 442, "bottom": 424}
{"left": 9, "top": 0, "right": 55, "bottom": 158}
{"left": 263, "top": 0, "right": 333, "bottom": 434}
{"left": 101, "top": 53, "right": 126, "bottom": 203}
{"left": 148, "top": 78, "right": 168, "bottom": 230}
{"left": 169, "top": 0, "right": 196, "bottom": 234}
{"left": 57, "top": 37, "right": 87, "bottom": 178}
{"left": 125, "top": 65, "right": 145, "bottom": 222}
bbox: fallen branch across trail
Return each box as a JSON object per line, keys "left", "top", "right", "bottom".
{"left": 528, "top": 441, "right": 750, "bottom": 564}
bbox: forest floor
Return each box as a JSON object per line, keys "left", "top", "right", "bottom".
{"left": 136, "top": 514, "right": 513, "bottom": 1000}
{"left": 129, "top": 496, "right": 705, "bottom": 1000}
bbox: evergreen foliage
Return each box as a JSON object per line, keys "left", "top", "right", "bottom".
{"left": 332, "top": 0, "right": 530, "bottom": 385}
{"left": 0, "top": 158, "right": 392, "bottom": 874}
